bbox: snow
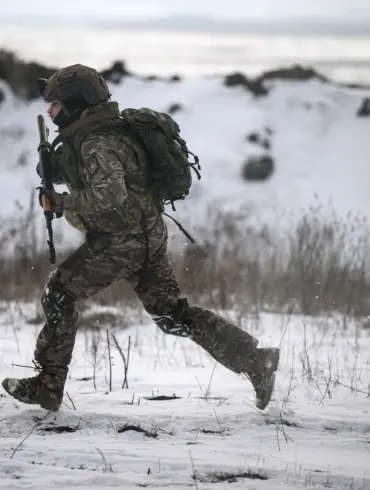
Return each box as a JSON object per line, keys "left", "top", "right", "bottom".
{"left": 1, "top": 74, "right": 370, "bottom": 252}
{"left": 0, "top": 304, "right": 370, "bottom": 489}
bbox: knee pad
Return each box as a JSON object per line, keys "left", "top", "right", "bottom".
{"left": 41, "top": 270, "right": 77, "bottom": 324}
{"left": 151, "top": 298, "right": 191, "bottom": 337}
{"left": 152, "top": 314, "right": 190, "bottom": 337}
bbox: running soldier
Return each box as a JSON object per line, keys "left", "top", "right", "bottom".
{"left": 2, "top": 65, "right": 279, "bottom": 411}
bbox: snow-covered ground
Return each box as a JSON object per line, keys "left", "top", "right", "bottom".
{"left": 1, "top": 74, "right": 370, "bottom": 251}
{"left": 0, "top": 303, "right": 369, "bottom": 489}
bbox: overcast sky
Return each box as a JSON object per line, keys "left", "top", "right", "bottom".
{"left": 1, "top": 0, "right": 370, "bottom": 23}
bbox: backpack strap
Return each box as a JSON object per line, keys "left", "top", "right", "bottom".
{"left": 163, "top": 212, "right": 195, "bottom": 243}
{"left": 51, "top": 108, "right": 121, "bottom": 148}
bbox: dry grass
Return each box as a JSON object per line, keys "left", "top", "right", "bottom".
{"left": 172, "top": 205, "right": 370, "bottom": 318}
{"left": 1, "top": 200, "right": 370, "bottom": 319}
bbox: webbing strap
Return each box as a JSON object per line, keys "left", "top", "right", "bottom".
{"left": 163, "top": 212, "right": 195, "bottom": 243}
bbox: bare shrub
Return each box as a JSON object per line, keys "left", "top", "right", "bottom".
{"left": 0, "top": 192, "right": 55, "bottom": 300}
{"left": 2, "top": 198, "right": 370, "bottom": 320}
{"left": 270, "top": 208, "right": 370, "bottom": 316}
{"left": 173, "top": 205, "right": 370, "bottom": 317}
{"left": 172, "top": 208, "right": 273, "bottom": 310}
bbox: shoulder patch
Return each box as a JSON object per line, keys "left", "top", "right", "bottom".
{"left": 86, "top": 156, "right": 98, "bottom": 175}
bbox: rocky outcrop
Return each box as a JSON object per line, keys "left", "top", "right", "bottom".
{"left": 224, "top": 64, "right": 330, "bottom": 98}
{"left": 0, "top": 50, "right": 131, "bottom": 100}
{"left": 258, "top": 64, "right": 328, "bottom": 84}
{"left": 0, "top": 50, "right": 367, "bottom": 104}
{"left": 224, "top": 73, "right": 268, "bottom": 97}
{"left": 0, "top": 50, "right": 56, "bottom": 100}
{"left": 100, "top": 61, "right": 130, "bottom": 84}
{"left": 0, "top": 50, "right": 186, "bottom": 102}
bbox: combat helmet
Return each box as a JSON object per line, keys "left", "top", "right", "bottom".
{"left": 37, "top": 64, "right": 111, "bottom": 126}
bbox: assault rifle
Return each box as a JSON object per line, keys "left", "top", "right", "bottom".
{"left": 37, "top": 114, "right": 62, "bottom": 264}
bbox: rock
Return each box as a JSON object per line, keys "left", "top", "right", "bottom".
{"left": 258, "top": 64, "right": 328, "bottom": 84}
{"left": 224, "top": 72, "right": 268, "bottom": 97}
{"left": 144, "top": 75, "right": 159, "bottom": 82}
{"left": 357, "top": 98, "right": 370, "bottom": 117}
{"left": 242, "top": 155, "right": 274, "bottom": 181}
{"left": 0, "top": 50, "right": 131, "bottom": 100}
{"left": 169, "top": 75, "right": 182, "bottom": 83}
{"left": 144, "top": 74, "right": 181, "bottom": 83}
{"left": 246, "top": 131, "right": 271, "bottom": 150}
{"left": 224, "top": 64, "right": 330, "bottom": 98}
{"left": 167, "top": 103, "right": 183, "bottom": 115}
{"left": 246, "top": 132, "right": 259, "bottom": 143}
{"left": 0, "top": 88, "right": 4, "bottom": 105}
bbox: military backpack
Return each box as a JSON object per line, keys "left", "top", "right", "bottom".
{"left": 52, "top": 106, "right": 201, "bottom": 241}
{"left": 119, "top": 108, "right": 201, "bottom": 211}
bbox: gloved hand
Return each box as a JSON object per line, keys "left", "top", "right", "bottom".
{"left": 38, "top": 189, "right": 66, "bottom": 215}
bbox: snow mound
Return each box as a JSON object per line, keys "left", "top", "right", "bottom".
{"left": 1, "top": 70, "right": 370, "bottom": 250}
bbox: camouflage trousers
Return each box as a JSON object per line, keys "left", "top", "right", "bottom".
{"left": 35, "top": 217, "right": 258, "bottom": 376}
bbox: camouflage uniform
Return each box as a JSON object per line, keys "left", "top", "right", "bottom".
{"left": 2, "top": 65, "right": 279, "bottom": 412}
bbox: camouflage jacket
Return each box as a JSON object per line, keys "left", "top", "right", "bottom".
{"left": 37, "top": 102, "right": 160, "bottom": 235}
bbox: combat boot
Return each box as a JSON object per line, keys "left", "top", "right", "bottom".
{"left": 154, "top": 302, "right": 280, "bottom": 410}
{"left": 179, "top": 306, "right": 279, "bottom": 409}
{"left": 2, "top": 366, "right": 67, "bottom": 411}
{"left": 243, "top": 347, "right": 280, "bottom": 410}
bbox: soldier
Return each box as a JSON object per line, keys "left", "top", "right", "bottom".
{"left": 2, "top": 65, "right": 279, "bottom": 412}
